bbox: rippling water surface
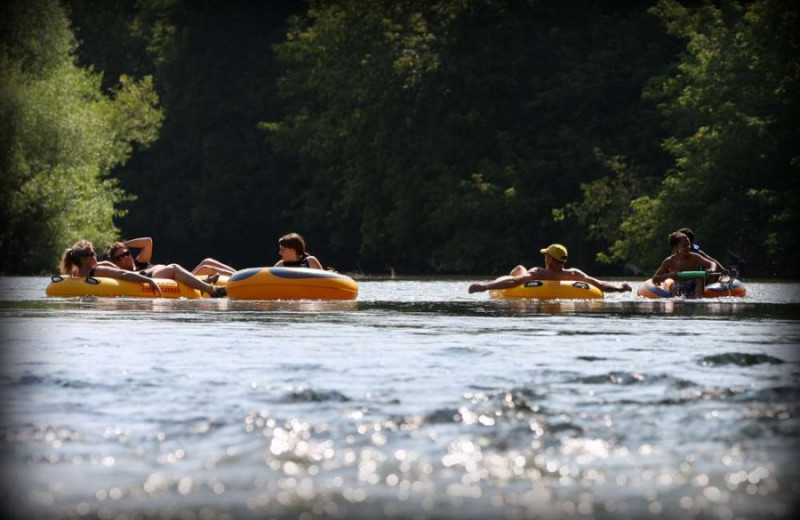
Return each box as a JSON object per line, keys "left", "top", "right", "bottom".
{"left": 1, "top": 276, "right": 799, "bottom": 520}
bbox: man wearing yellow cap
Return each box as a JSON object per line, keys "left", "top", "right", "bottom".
{"left": 468, "top": 243, "right": 632, "bottom": 294}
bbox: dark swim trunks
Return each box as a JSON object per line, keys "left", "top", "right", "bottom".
{"left": 674, "top": 279, "right": 697, "bottom": 296}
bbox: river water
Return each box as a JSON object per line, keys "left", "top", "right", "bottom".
{"left": 1, "top": 276, "right": 799, "bottom": 520}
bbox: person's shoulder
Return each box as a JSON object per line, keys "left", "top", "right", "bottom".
{"left": 563, "top": 267, "right": 589, "bottom": 278}
{"left": 92, "top": 263, "right": 117, "bottom": 275}
{"left": 306, "top": 255, "right": 323, "bottom": 269}
{"left": 661, "top": 253, "right": 678, "bottom": 264}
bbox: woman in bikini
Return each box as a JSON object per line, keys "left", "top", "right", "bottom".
{"left": 60, "top": 240, "right": 163, "bottom": 297}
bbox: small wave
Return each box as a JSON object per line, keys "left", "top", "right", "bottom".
{"left": 0, "top": 423, "right": 82, "bottom": 444}
{"left": 15, "top": 374, "right": 45, "bottom": 386}
{"left": 733, "top": 386, "right": 800, "bottom": 403}
{"left": 575, "top": 356, "right": 607, "bottom": 362}
{"left": 548, "top": 418, "right": 584, "bottom": 434}
{"left": 420, "top": 388, "right": 548, "bottom": 428}
{"left": 572, "top": 371, "right": 657, "bottom": 385}
{"left": 278, "top": 363, "right": 326, "bottom": 372}
{"left": 641, "top": 386, "right": 744, "bottom": 406}
{"left": 279, "top": 388, "right": 350, "bottom": 403}
{"left": 425, "top": 408, "right": 461, "bottom": 424}
{"left": 13, "top": 373, "right": 113, "bottom": 390}
{"left": 699, "top": 353, "right": 785, "bottom": 366}
{"left": 436, "top": 346, "right": 492, "bottom": 356}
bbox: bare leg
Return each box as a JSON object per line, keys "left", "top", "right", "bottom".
{"left": 695, "top": 278, "right": 705, "bottom": 298}
{"left": 191, "top": 258, "right": 236, "bottom": 276}
{"left": 146, "top": 264, "right": 217, "bottom": 295}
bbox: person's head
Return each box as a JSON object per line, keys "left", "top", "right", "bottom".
{"left": 278, "top": 233, "right": 307, "bottom": 261}
{"left": 540, "top": 243, "right": 568, "bottom": 268}
{"left": 60, "top": 239, "right": 97, "bottom": 275}
{"left": 676, "top": 227, "right": 695, "bottom": 244}
{"left": 108, "top": 242, "right": 135, "bottom": 270}
{"left": 669, "top": 231, "right": 691, "bottom": 253}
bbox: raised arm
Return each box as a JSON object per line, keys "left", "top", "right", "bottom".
{"left": 124, "top": 237, "right": 154, "bottom": 265}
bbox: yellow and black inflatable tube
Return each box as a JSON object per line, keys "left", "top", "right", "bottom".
{"left": 46, "top": 275, "right": 204, "bottom": 299}
{"left": 226, "top": 267, "right": 358, "bottom": 300}
{"left": 489, "top": 280, "right": 604, "bottom": 300}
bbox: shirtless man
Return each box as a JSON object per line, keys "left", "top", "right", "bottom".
{"left": 468, "top": 243, "right": 632, "bottom": 294}
{"left": 652, "top": 231, "right": 717, "bottom": 298}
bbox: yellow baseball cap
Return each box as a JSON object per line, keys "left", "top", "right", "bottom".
{"left": 540, "top": 243, "right": 568, "bottom": 262}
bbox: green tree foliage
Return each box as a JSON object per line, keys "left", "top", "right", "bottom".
{"left": 571, "top": 0, "right": 799, "bottom": 275}
{"left": 0, "top": 0, "right": 162, "bottom": 274}
{"left": 269, "top": 0, "right": 676, "bottom": 273}
{"left": 13, "top": 0, "right": 793, "bottom": 277}
{"left": 70, "top": 0, "right": 298, "bottom": 269}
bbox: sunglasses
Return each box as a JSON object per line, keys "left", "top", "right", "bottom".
{"left": 80, "top": 250, "right": 97, "bottom": 258}
{"left": 112, "top": 250, "right": 131, "bottom": 261}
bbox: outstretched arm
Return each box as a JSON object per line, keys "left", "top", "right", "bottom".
{"left": 572, "top": 269, "right": 632, "bottom": 293}
{"left": 468, "top": 273, "right": 532, "bottom": 293}
{"left": 124, "top": 237, "right": 154, "bottom": 265}
{"left": 94, "top": 265, "right": 162, "bottom": 296}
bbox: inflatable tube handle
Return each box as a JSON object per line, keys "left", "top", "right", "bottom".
{"left": 85, "top": 276, "right": 100, "bottom": 285}
{"left": 51, "top": 275, "right": 64, "bottom": 283}
{"left": 677, "top": 271, "right": 707, "bottom": 279}
{"left": 524, "top": 280, "right": 544, "bottom": 288}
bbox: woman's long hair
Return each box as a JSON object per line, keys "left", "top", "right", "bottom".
{"left": 60, "top": 239, "right": 93, "bottom": 275}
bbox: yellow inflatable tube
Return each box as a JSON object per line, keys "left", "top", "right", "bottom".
{"left": 46, "top": 275, "right": 203, "bottom": 299}
{"left": 226, "top": 267, "right": 358, "bottom": 300}
{"left": 490, "top": 280, "right": 604, "bottom": 300}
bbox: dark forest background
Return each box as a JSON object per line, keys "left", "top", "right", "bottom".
{"left": 2, "top": 0, "right": 798, "bottom": 277}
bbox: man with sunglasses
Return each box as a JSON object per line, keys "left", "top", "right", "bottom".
{"left": 468, "top": 243, "right": 632, "bottom": 294}
{"left": 109, "top": 237, "right": 153, "bottom": 271}
{"left": 109, "top": 237, "right": 235, "bottom": 282}
{"left": 107, "top": 237, "right": 227, "bottom": 297}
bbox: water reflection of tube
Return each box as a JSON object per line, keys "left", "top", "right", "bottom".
{"left": 502, "top": 300, "right": 606, "bottom": 315}
{"left": 635, "top": 300, "right": 755, "bottom": 316}
{"left": 229, "top": 300, "right": 360, "bottom": 313}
